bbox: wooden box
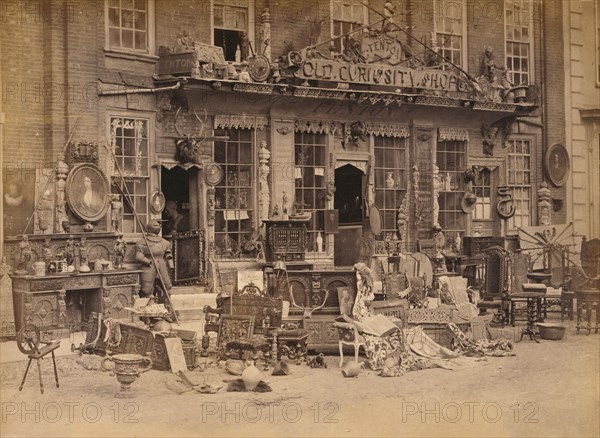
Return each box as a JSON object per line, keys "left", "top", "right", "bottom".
{"left": 462, "top": 237, "right": 505, "bottom": 257}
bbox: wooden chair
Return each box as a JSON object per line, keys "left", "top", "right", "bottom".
{"left": 333, "top": 317, "right": 366, "bottom": 367}
{"left": 476, "top": 246, "right": 510, "bottom": 325}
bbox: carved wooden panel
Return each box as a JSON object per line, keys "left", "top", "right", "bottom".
{"left": 103, "top": 286, "right": 133, "bottom": 320}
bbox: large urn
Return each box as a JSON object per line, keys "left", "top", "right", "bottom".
{"left": 101, "top": 354, "right": 153, "bottom": 398}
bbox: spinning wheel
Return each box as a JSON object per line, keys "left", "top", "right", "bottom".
{"left": 17, "top": 324, "right": 61, "bottom": 394}
{"left": 17, "top": 324, "right": 41, "bottom": 355}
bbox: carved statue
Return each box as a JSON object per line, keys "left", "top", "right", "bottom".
{"left": 110, "top": 194, "right": 122, "bottom": 232}
{"left": 432, "top": 164, "right": 442, "bottom": 227}
{"left": 114, "top": 233, "right": 126, "bottom": 269}
{"left": 16, "top": 235, "right": 33, "bottom": 275}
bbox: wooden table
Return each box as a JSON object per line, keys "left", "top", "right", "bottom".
{"left": 575, "top": 289, "right": 600, "bottom": 335}
{"left": 511, "top": 292, "right": 546, "bottom": 342}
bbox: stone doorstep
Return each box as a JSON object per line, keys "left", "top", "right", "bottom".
{"left": 169, "top": 285, "right": 208, "bottom": 295}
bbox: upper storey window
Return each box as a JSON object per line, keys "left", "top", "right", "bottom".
{"left": 331, "top": 0, "right": 368, "bottom": 54}
{"left": 214, "top": 1, "right": 252, "bottom": 61}
{"left": 505, "top": 0, "right": 533, "bottom": 86}
{"left": 434, "top": 0, "right": 467, "bottom": 68}
{"left": 107, "top": 0, "right": 154, "bottom": 53}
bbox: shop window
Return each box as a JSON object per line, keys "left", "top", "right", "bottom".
{"left": 214, "top": 1, "right": 249, "bottom": 61}
{"left": 436, "top": 140, "right": 466, "bottom": 243}
{"left": 109, "top": 116, "right": 150, "bottom": 234}
{"left": 331, "top": 0, "right": 367, "bottom": 54}
{"left": 506, "top": 138, "right": 532, "bottom": 229}
{"left": 472, "top": 168, "right": 492, "bottom": 220}
{"left": 213, "top": 129, "right": 254, "bottom": 259}
{"left": 294, "top": 132, "right": 327, "bottom": 252}
{"left": 505, "top": 0, "right": 532, "bottom": 86}
{"left": 374, "top": 136, "right": 408, "bottom": 237}
{"left": 434, "top": 0, "right": 466, "bottom": 68}
{"left": 106, "top": 0, "right": 154, "bottom": 53}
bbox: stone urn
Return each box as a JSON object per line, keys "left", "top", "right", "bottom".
{"left": 101, "top": 354, "right": 153, "bottom": 398}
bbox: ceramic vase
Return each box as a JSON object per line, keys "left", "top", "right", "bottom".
{"left": 341, "top": 361, "right": 364, "bottom": 378}
{"left": 241, "top": 360, "right": 262, "bottom": 391}
{"left": 385, "top": 172, "right": 395, "bottom": 188}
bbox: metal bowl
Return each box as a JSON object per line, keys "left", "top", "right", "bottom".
{"left": 536, "top": 323, "right": 567, "bottom": 340}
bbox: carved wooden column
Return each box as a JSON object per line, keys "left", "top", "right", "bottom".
{"left": 538, "top": 181, "right": 552, "bottom": 225}
{"left": 260, "top": 9, "right": 271, "bottom": 60}
{"left": 55, "top": 155, "right": 69, "bottom": 233}
{"left": 258, "top": 141, "right": 271, "bottom": 223}
{"left": 207, "top": 187, "right": 216, "bottom": 226}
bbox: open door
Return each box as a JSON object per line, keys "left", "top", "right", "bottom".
{"left": 333, "top": 164, "right": 364, "bottom": 266}
{"left": 161, "top": 166, "right": 199, "bottom": 236}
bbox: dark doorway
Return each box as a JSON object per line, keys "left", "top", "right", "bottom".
{"left": 161, "top": 166, "right": 191, "bottom": 236}
{"left": 334, "top": 164, "right": 364, "bottom": 267}
{"left": 334, "top": 164, "right": 363, "bottom": 224}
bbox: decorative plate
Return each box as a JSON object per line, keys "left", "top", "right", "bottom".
{"left": 248, "top": 55, "right": 271, "bottom": 82}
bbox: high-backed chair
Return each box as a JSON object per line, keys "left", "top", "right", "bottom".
{"left": 476, "top": 246, "right": 510, "bottom": 325}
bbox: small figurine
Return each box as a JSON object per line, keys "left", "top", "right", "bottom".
{"left": 43, "top": 238, "right": 53, "bottom": 264}
{"left": 114, "top": 233, "right": 126, "bottom": 269}
{"left": 16, "top": 235, "right": 33, "bottom": 275}
{"left": 79, "top": 237, "right": 90, "bottom": 272}
{"left": 307, "top": 353, "right": 327, "bottom": 369}
{"left": 65, "top": 235, "right": 76, "bottom": 267}
{"left": 282, "top": 192, "right": 289, "bottom": 219}
{"left": 110, "top": 194, "right": 122, "bottom": 232}
{"left": 272, "top": 204, "right": 280, "bottom": 218}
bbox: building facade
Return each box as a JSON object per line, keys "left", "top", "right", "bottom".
{"left": 1, "top": 0, "right": 584, "bottom": 306}
{"left": 563, "top": 0, "right": 600, "bottom": 240}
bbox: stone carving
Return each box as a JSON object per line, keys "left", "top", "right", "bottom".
{"left": 55, "top": 154, "right": 69, "bottom": 232}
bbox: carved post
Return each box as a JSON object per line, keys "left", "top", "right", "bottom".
{"left": 538, "top": 181, "right": 552, "bottom": 226}
{"left": 258, "top": 141, "right": 271, "bottom": 223}
{"left": 207, "top": 186, "right": 216, "bottom": 226}
{"left": 260, "top": 9, "right": 271, "bottom": 60}
{"left": 55, "top": 154, "right": 69, "bottom": 233}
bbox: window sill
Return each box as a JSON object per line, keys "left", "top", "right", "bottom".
{"left": 104, "top": 48, "right": 159, "bottom": 63}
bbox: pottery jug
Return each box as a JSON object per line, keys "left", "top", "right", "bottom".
{"left": 241, "top": 360, "right": 262, "bottom": 391}
{"left": 341, "top": 361, "right": 364, "bottom": 378}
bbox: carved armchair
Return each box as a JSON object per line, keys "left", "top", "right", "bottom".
{"left": 476, "top": 245, "right": 510, "bottom": 325}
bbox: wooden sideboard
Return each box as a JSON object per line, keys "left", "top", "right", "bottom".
{"left": 11, "top": 270, "right": 140, "bottom": 332}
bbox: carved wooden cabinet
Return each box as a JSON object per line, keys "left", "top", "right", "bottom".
{"left": 263, "top": 219, "right": 308, "bottom": 263}
{"left": 11, "top": 270, "right": 140, "bottom": 332}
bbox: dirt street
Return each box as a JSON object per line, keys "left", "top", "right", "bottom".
{"left": 1, "top": 321, "right": 599, "bottom": 438}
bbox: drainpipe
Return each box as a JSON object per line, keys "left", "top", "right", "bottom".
{"left": 98, "top": 80, "right": 184, "bottom": 96}
{"left": 539, "top": 0, "right": 547, "bottom": 226}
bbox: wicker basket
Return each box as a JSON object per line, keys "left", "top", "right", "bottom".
{"left": 536, "top": 323, "right": 566, "bottom": 340}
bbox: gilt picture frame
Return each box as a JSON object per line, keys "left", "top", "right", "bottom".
{"left": 65, "top": 163, "right": 110, "bottom": 223}
{"left": 172, "top": 230, "right": 205, "bottom": 286}
{"left": 545, "top": 143, "right": 570, "bottom": 187}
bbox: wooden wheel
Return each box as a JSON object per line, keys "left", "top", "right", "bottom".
{"left": 17, "top": 324, "right": 41, "bottom": 355}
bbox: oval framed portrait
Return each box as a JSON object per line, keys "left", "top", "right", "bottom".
{"left": 204, "top": 162, "right": 223, "bottom": 186}
{"left": 65, "top": 163, "right": 110, "bottom": 223}
{"left": 545, "top": 143, "right": 570, "bottom": 187}
{"left": 150, "top": 191, "right": 166, "bottom": 214}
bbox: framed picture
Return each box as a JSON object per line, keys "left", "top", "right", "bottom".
{"left": 545, "top": 143, "right": 570, "bottom": 187}
{"left": 65, "top": 163, "right": 110, "bottom": 222}
{"left": 217, "top": 315, "right": 255, "bottom": 358}
{"left": 150, "top": 191, "right": 166, "bottom": 214}
{"left": 172, "top": 230, "right": 205, "bottom": 285}
{"left": 3, "top": 172, "right": 35, "bottom": 237}
{"left": 337, "top": 286, "right": 355, "bottom": 317}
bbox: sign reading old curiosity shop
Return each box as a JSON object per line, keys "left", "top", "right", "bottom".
{"left": 295, "top": 58, "right": 471, "bottom": 93}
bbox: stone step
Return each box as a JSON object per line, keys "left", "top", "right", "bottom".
{"left": 169, "top": 293, "right": 217, "bottom": 322}
{"left": 170, "top": 285, "right": 208, "bottom": 295}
